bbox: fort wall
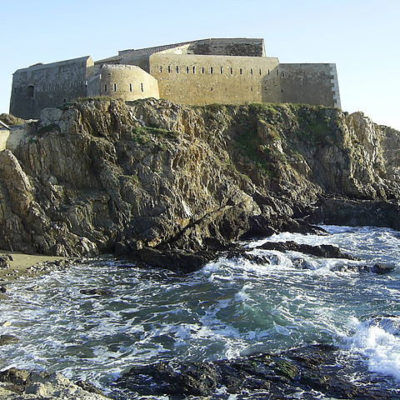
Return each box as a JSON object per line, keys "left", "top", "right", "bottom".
{"left": 279, "top": 63, "right": 341, "bottom": 108}
{"left": 10, "top": 39, "right": 342, "bottom": 118}
{"left": 186, "top": 38, "right": 266, "bottom": 57}
{"left": 91, "top": 64, "right": 159, "bottom": 101}
{"left": 150, "top": 53, "right": 279, "bottom": 105}
{"left": 10, "top": 56, "right": 94, "bottom": 119}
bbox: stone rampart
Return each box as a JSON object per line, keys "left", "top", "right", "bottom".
{"left": 279, "top": 63, "right": 340, "bottom": 108}
{"left": 93, "top": 65, "right": 159, "bottom": 101}
{"left": 10, "top": 57, "right": 94, "bottom": 119}
{"left": 150, "top": 53, "right": 279, "bottom": 105}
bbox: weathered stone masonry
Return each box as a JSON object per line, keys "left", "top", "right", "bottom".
{"left": 10, "top": 38, "right": 341, "bottom": 119}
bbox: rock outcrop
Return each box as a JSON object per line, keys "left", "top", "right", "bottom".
{"left": 116, "top": 344, "right": 399, "bottom": 399}
{"left": 0, "top": 99, "right": 398, "bottom": 262}
{"left": 0, "top": 368, "right": 108, "bottom": 399}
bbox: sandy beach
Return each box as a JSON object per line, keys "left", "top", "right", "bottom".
{"left": 0, "top": 251, "right": 67, "bottom": 283}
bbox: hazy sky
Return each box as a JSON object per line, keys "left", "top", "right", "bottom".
{"left": 2, "top": 0, "right": 399, "bottom": 129}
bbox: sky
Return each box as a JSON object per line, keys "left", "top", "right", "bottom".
{"left": 1, "top": 0, "right": 399, "bottom": 129}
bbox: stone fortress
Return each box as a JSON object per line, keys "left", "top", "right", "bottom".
{"left": 10, "top": 38, "right": 341, "bottom": 119}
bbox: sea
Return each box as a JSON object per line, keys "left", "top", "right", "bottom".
{"left": 0, "top": 225, "right": 399, "bottom": 398}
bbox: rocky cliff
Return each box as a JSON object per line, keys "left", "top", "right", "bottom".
{"left": 0, "top": 98, "right": 399, "bottom": 260}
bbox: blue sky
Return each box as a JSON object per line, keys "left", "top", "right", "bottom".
{"left": 1, "top": 0, "right": 399, "bottom": 129}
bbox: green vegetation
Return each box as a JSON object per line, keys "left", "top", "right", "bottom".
{"left": 234, "top": 123, "right": 278, "bottom": 176}
{"left": 292, "top": 106, "right": 338, "bottom": 145}
{"left": 76, "top": 96, "right": 114, "bottom": 103}
{"left": 131, "top": 125, "right": 178, "bottom": 146}
{"left": 37, "top": 123, "right": 61, "bottom": 135}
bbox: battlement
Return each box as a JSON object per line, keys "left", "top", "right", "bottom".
{"left": 10, "top": 38, "right": 341, "bottom": 119}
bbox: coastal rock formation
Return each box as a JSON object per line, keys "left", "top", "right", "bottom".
{"left": 0, "top": 98, "right": 399, "bottom": 263}
{"left": 117, "top": 344, "right": 398, "bottom": 399}
{"left": 0, "top": 368, "right": 108, "bottom": 399}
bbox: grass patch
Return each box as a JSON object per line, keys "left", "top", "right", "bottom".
{"left": 37, "top": 123, "right": 61, "bottom": 135}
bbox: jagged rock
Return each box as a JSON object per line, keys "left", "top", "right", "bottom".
{"left": 225, "top": 249, "right": 271, "bottom": 264}
{"left": 117, "top": 344, "right": 397, "bottom": 399}
{"left": 0, "top": 255, "right": 11, "bottom": 269}
{"left": 256, "top": 241, "right": 356, "bottom": 259}
{"left": 370, "top": 263, "right": 396, "bottom": 274}
{"left": 0, "top": 99, "right": 398, "bottom": 259}
{"left": 80, "top": 288, "right": 113, "bottom": 296}
{"left": 130, "top": 247, "right": 216, "bottom": 272}
{"left": 0, "top": 335, "right": 19, "bottom": 346}
{"left": 0, "top": 113, "right": 25, "bottom": 126}
{"left": 0, "top": 285, "right": 6, "bottom": 293}
{"left": 0, "top": 367, "right": 108, "bottom": 399}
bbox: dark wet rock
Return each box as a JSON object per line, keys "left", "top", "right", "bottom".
{"left": 80, "top": 288, "right": 113, "bottom": 296}
{"left": 371, "top": 263, "right": 396, "bottom": 274}
{"left": 309, "top": 198, "right": 400, "bottom": 231}
{"left": 130, "top": 247, "right": 216, "bottom": 272}
{"left": 0, "top": 367, "right": 29, "bottom": 386}
{"left": 0, "top": 285, "right": 6, "bottom": 293}
{"left": 332, "top": 262, "right": 395, "bottom": 274}
{"left": 0, "top": 335, "right": 19, "bottom": 346}
{"left": 225, "top": 249, "right": 271, "bottom": 265}
{"left": 256, "top": 241, "right": 356, "bottom": 259}
{"left": 117, "top": 344, "right": 397, "bottom": 399}
{"left": 75, "top": 380, "right": 105, "bottom": 395}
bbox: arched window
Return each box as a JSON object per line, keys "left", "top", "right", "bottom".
{"left": 220, "top": 66, "right": 223, "bottom": 74}
{"left": 193, "top": 66, "right": 196, "bottom": 74}
{"left": 176, "top": 66, "right": 179, "bottom": 73}
{"left": 201, "top": 67, "right": 205, "bottom": 74}
{"left": 168, "top": 66, "right": 171, "bottom": 73}
{"left": 27, "top": 85, "right": 34, "bottom": 98}
{"left": 210, "top": 67, "right": 213, "bottom": 74}
{"left": 240, "top": 68, "right": 243, "bottom": 75}
{"left": 113, "top": 83, "right": 117, "bottom": 91}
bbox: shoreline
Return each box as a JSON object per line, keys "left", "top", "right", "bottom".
{"left": 0, "top": 250, "right": 69, "bottom": 284}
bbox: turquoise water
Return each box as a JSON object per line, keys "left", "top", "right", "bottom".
{"left": 0, "top": 225, "right": 399, "bottom": 398}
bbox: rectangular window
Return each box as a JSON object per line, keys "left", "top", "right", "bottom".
{"left": 187, "top": 66, "right": 189, "bottom": 74}
{"left": 250, "top": 69, "right": 253, "bottom": 75}
{"left": 230, "top": 67, "right": 233, "bottom": 75}
{"left": 113, "top": 83, "right": 117, "bottom": 91}
{"left": 130, "top": 83, "right": 133, "bottom": 92}
{"left": 141, "top": 83, "right": 144, "bottom": 92}
{"left": 193, "top": 66, "right": 196, "bottom": 74}
{"left": 168, "top": 66, "right": 171, "bottom": 73}
{"left": 220, "top": 66, "right": 223, "bottom": 74}
{"left": 104, "top": 84, "right": 107, "bottom": 92}
{"left": 210, "top": 67, "right": 213, "bottom": 74}
{"left": 201, "top": 67, "right": 205, "bottom": 74}
{"left": 240, "top": 68, "right": 243, "bottom": 75}
{"left": 176, "top": 66, "right": 179, "bottom": 73}
{"left": 159, "top": 66, "right": 163, "bottom": 73}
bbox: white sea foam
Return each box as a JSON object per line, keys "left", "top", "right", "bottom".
{"left": 345, "top": 317, "right": 400, "bottom": 381}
